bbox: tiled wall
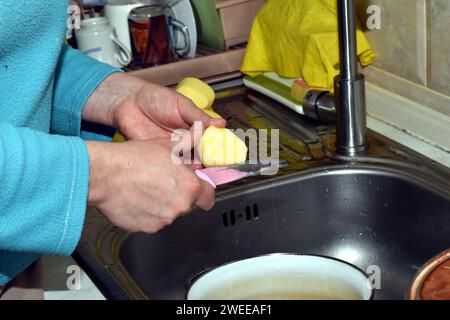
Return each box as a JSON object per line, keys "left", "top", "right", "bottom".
{"left": 356, "top": 0, "right": 450, "bottom": 117}
{"left": 427, "top": 0, "right": 450, "bottom": 97}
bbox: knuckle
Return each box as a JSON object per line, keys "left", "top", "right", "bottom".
{"left": 163, "top": 215, "right": 176, "bottom": 226}
{"left": 142, "top": 226, "right": 157, "bottom": 234}
{"left": 126, "top": 226, "right": 140, "bottom": 233}
{"left": 158, "top": 209, "right": 178, "bottom": 225}
{"left": 141, "top": 220, "right": 159, "bottom": 234}
{"left": 183, "top": 177, "right": 202, "bottom": 193}
{"left": 175, "top": 200, "right": 193, "bottom": 214}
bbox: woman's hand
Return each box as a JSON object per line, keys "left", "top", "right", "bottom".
{"left": 85, "top": 139, "right": 215, "bottom": 233}
{"left": 82, "top": 73, "right": 223, "bottom": 233}
{"left": 82, "top": 73, "right": 226, "bottom": 140}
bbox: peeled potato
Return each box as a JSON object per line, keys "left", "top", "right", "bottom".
{"left": 197, "top": 126, "right": 248, "bottom": 167}
{"left": 203, "top": 109, "right": 222, "bottom": 119}
{"left": 176, "top": 77, "right": 215, "bottom": 110}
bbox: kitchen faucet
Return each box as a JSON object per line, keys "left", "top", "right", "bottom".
{"left": 303, "top": 0, "right": 368, "bottom": 156}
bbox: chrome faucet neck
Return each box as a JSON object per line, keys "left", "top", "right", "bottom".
{"left": 302, "top": 0, "right": 369, "bottom": 156}
{"left": 335, "top": 0, "right": 368, "bottom": 156}
{"left": 303, "top": 0, "right": 369, "bottom": 157}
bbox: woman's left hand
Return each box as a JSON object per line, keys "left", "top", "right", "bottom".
{"left": 82, "top": 73, "right": 226, "bottom": 140}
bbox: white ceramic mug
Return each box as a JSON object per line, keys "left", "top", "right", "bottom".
{"left": 104, "top": 1, "right": 152, "bottom": 54}
{"left": 75, "top": 17, "right": 131, "bottom": 68}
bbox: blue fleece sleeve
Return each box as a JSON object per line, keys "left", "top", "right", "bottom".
{"left": 51, "top": 45, "right": 122, "bottom": 137}
{"left": 0, "top": 121, "right": 89, "bottom": 257}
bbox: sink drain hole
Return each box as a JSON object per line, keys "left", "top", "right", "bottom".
{"left": 230, "top": 210, "right": 236, "bottom": 225}
{"left": 253, "top": 204, "right": 259, "bottom": 218}
{"left": 222, "top": 204, "right": 260, "bottom": 228}
{"left": 222, "top": 212, "right": 228, "bottom": 227}
{"left": 245, "top": 206, "right": 252, "bottom": 220}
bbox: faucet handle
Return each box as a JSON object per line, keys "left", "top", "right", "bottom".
{"left": 303, "top": 90, "right": 336, "bottom": 123}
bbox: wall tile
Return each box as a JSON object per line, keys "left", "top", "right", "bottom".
{"left": 428, "top": 0, "right": 450, "bottom": 96}
{"left": 357, "top": 0, "right": 427, "bottom": 85}
{"left": 362, "top": 65, "right": 450, "bottom": 117}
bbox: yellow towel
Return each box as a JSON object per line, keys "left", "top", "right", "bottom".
{"left": 241, "top": 0, "right": 376, "bottom": 92}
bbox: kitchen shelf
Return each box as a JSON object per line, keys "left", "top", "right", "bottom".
{"left": 128, "top": 47, "right": 246, "bottom": 87}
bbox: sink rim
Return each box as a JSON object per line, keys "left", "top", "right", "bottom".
{"left": 216, "top": 160, "right": 450, "bottom": 203}
{"left": 93, "top": 159, "right": 450, "bottom": 300}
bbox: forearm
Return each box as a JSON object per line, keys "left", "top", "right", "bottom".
{"left": 0, "top": 121, "right": 88, "bottom": 255}
{"left": 82, "top": 73, "right": 142, "bottom": 127}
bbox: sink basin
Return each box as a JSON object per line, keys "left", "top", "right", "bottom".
{"left": 116, "top": 163, "right": 450, "bottom": 300}
{"left": 74, "top": 84, "right": 450, "bottom": 300}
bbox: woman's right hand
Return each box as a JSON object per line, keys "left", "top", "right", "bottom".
{"left": 85, "top": 139, "right": 215, "bottom": 233}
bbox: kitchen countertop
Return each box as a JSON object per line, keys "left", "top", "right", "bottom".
{"left": 365, "top": 82, "right": 450, "bottom": 168}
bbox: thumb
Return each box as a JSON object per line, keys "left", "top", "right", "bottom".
{"left": 194, "top": 176, "right": 216, "bottom": 210}
{"left": 178, "top": 95, "right": 227, "bottom": 129}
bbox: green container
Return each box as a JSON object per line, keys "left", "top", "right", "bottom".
{"left": 190, "top": 0, "right": 226, "bottom": 51}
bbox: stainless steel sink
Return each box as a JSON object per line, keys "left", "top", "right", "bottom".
{"left": 75, "top": 84, "right": 450, "bottom": 300}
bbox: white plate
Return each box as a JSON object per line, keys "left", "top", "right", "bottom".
{"left": 161, "top": 0, "right": 197, "bottom": 58}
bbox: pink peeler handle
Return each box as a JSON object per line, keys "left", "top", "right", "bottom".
{"left": 195, "top": 169, "right": 217, "bottom": 189}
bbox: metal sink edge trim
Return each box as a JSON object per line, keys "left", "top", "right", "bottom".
{"left": 90, "top": 161, "right": 450, "bottom": 300}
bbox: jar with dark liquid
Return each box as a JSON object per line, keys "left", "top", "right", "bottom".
{"left": 128, "top": 5, "right": 174, "bottom": 67}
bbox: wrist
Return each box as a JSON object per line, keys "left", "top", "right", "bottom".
{"left": 85, "top": 140, "right": 119, "bottom": 206}
{"left": 82, "top": 73, "right": 143, "bottom": 127}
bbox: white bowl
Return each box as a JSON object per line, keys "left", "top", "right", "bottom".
{"left": 187, "top": 254, "right": 374, "bottom": 300}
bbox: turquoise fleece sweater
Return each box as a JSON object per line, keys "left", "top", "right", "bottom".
{"left": 0, "top": 1, "right": 120, "bottom": 284}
